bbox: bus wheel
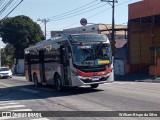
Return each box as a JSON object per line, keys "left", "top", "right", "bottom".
{"left": 33, "top": 74, "right": 39, "bottom": 87}
{"left": 55, "top": 75, "right": 63, "bottom": 91}
{"left": 90, "top": 84, "right": 99, "bottom": 88}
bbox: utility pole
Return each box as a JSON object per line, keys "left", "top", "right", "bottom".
{"left": 0, "top": 48, "right": 1, "bottom": 67}
{"left": 37, "top": 18, "right": 49, "bottom": 39}
{"left": 0, "top": 47, "right": 4, "bottom": 67}
{"left": 101, "top": 0, "right": 118, "bottom": 41}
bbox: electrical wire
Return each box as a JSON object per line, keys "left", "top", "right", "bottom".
{"left": 47, "top": 0, "right": 134, "bottom": 22}
{"left": 49, "top": 2, "right": 102, "bottom": 20}
{"left": 3, "top": 0, "right": 23, "bottom": 19}
{"left": 0, "top": 0, "right": 6, "bottom": 7}
{"left": 86, "top": 0, "right": 134, "bottom": 20}
{"left": 40, "top": 0, "right": 138, "bottom": 37}
{"left": 0, "top": 0, "right": 14, "bottom": 15}
{"left": 59, "top": 0, "right": 135, "bottom": 30}
{"left": 50, "top": 2, "right": 101, "bottom": 21}
{"left": 47, "top": 0, "right": 99, "bottom": 19}
{"left": 51, "top": 3, "right": 108, "bottom": 21}
{"left": 0, "top": 0, "right": 9, "bottom": 14}
{"left": 0, "top": 0, "right": 19, "bottom": 18}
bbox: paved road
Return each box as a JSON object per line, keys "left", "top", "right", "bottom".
{"left": 0, "top": 76, "right": 160, "bottom": 120}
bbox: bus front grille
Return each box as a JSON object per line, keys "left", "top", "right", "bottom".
{"left": 79, "top": 66, "right": 106, "bottom": 72}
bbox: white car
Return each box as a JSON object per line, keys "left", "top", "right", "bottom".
{"left": 0, "top": 67, "right": 12, "bottom": 78}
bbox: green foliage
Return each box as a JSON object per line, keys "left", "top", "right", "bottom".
{"left": 1, "top": 44, "right": 14, "bottom": 68}
{"left": 0, "top": 15, "right": 45, "bottom": 59}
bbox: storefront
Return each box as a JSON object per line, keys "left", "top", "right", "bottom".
{"left": 128, "top": 0, "right": 160, "bottom": 76}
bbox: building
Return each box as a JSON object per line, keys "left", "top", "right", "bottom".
{"left": 128, "top": 0, "right": 160, "bottom": 75}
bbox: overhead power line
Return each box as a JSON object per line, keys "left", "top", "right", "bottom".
{"left": 50, "top": 3, "right": 108, "bottom": 22}
{"left": 40, "top": 0, "right": 135, "bottom": 38}
{"left": 3, "top": 0, "right": 23, "bottom": 19}
{"left": 0, "top": 0, "right": 23, "bottom": 20}
{"left": 0, "top": 0, "right": 14, "bottom": 15}
{"left": 49, "top": 2, "right": 102, "bottom": 20}
{"left": 47, "top": 0, "right": 99, "bottom": 19}
{"left": 60, "top": 0, "right": 134, "bottom": 30}
{"left": 88, "top": 0, "right": 133, "bottom": 19}
{"left": 0, "top": 0, "right": 6, "bottom": 7}
{"left": 1, "top": 0, "right": 19, "bottom": 18}
{"left": 47, "top": 0, "right": 133, "bottom": 22}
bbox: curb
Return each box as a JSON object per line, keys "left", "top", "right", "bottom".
{"left": 13, "top": 74, "right": 25, "bottom": 76}
{"left": 135, "top": 80, "right": 160, "bottom": 83}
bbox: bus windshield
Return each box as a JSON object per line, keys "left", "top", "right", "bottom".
{"left": 71, "top": 43, "right": 112, "bottom": 66}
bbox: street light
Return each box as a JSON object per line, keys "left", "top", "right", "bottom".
{"left": 101, "top": 0, "right": 118, "bottom": 41}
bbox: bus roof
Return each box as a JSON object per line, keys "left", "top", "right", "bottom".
{"left": 24, "top": 33, "right": 109, "bottom": 51}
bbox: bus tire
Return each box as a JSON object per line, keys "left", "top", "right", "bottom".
{"left": 90, "top": 84, "right": 99, "bottom": 88}
{"left": 33, "top": 74, "right": 39, "bottom": 88}
{"left": 54, "top": 75, "right": 63, "bottom": 91}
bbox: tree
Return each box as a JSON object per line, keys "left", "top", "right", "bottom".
{"left": 1, "top": 44, "right": 14, "bottom": 68}
{"left": 0, "top": 15, "right": 45, "bottom": 60}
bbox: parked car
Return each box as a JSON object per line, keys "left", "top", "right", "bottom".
{"left": 0, "top": 67, "right": 12, "bottom": 78}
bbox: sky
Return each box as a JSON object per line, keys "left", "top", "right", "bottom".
{"left": 0, "top": 0, "right": 142, "bottom": 46}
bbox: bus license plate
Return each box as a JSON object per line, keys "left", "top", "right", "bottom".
{"left": 92, "top": 77, "right": 99, "bottom": 81}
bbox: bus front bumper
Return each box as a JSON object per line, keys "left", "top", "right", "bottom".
{"left": 71, "top": 72, "right": 114, "bottom": 86}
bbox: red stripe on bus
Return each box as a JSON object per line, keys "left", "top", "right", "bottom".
{"left": 76, "top": 67, "right": 111, "bottom": 77}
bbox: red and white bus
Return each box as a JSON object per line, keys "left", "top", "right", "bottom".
{"left": 24, "top": 33, "right": 114, "bottom": 90}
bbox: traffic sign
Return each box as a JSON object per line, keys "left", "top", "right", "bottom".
{"left": 101, "top": 0, "right": 118, "bottom": 3}
{"left": 80, "top": 18, "right": 87, "bottom": 26}
{"left": 101, "top": 0, "right": 109, "bottom": 1}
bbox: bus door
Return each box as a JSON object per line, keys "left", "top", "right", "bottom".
{"left": 39, "top": 50, "right": 46, "bottom": 84}
{"left": 26, "top": 53, "right": 32, "bottom": 82}
{"left": 60, "top": 45, "right": 70, "bottom": 85}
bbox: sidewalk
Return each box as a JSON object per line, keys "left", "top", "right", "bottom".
{"left": 13, "top": 73, "right": 25, "bottom": 76}
{"left": 115, "top": 73, "right": 160, "bottom": 83}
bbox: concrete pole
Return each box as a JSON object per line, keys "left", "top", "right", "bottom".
{"left": 37, "top": 18, "right": 49, "bottom": 39}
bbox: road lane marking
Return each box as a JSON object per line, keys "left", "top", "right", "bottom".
{"left": 11, "top": 109, "right": 32, "bottom": 111}
{"left": 112, "top": 82, "right": 136, "bottom": 84}
{"left": 19, "top": 88, "right": 39, "bottom": 93}
{"left": 0, "top": 117, "right": 50, "bottom": 120}
{"left": 31, "top": 118, "right": 50, "bottom": 120}
{"left": 0, "top": 117, "right": 49, "bottom": 120}
{"left": 0, "top": 117, "right": 17, "bottom": 120}
{"left": 0, "top": 102, "right": 19, "bottom": 106}
{"left": 0, "top": 105, "right": 25, "bottom": 109}
{"left": 0, "top": 101, "right": 16, "bottom": 103}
